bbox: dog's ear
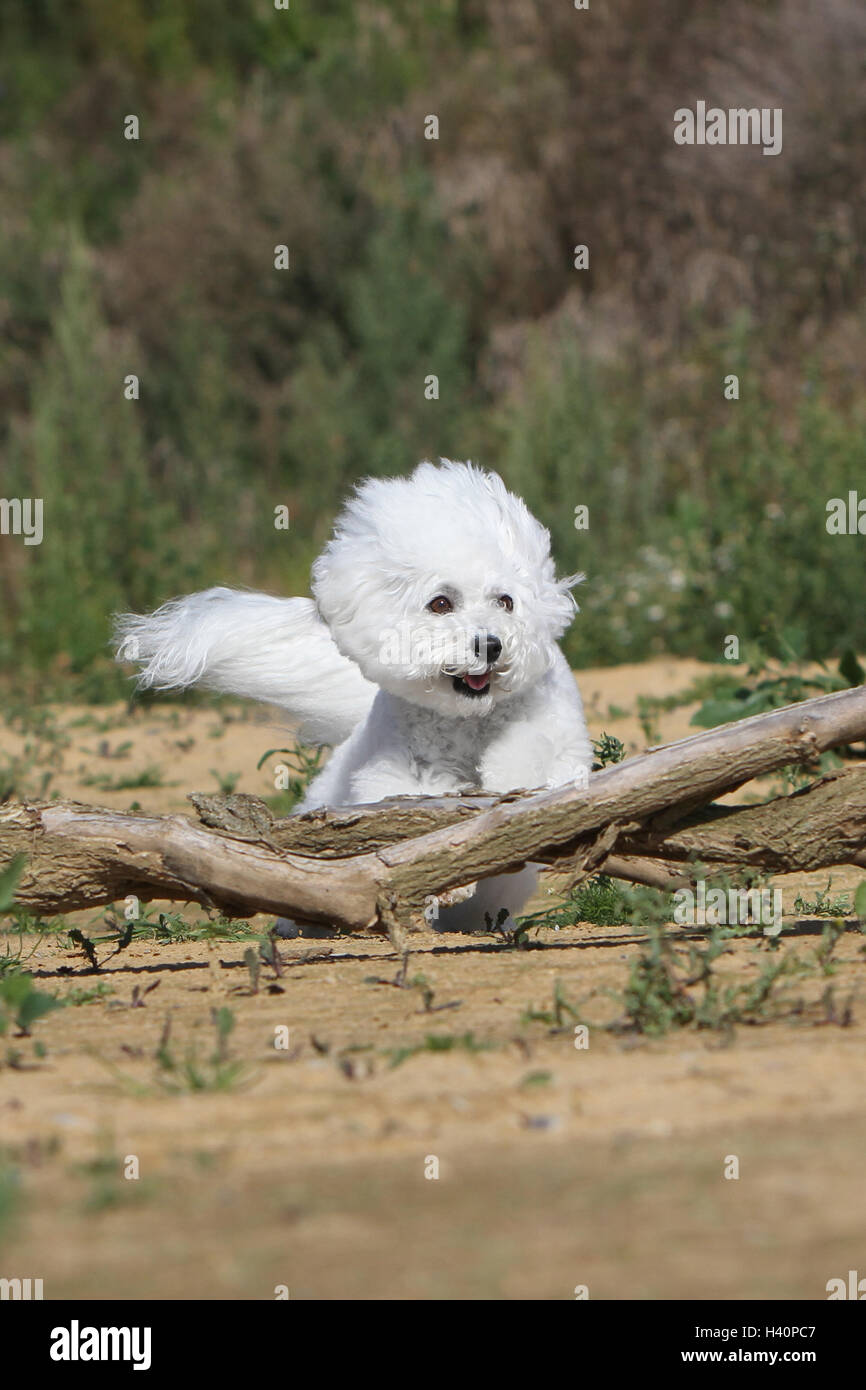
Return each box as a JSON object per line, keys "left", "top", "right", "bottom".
{"left": 311, "top": 546, "right": 354, "bottom": 631}
{"left": 311, "top": 540, "right": 388, "bottom": 643}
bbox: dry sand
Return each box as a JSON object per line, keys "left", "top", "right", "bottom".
{"left": 1, "top": 658, "right": 864, "bottom": 1300}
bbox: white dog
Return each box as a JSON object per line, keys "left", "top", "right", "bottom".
{"left": 115, "top": 460, "right": 593, "bottom": 932}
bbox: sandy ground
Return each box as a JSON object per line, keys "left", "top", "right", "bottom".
{"left": 1, "top": 658, "right": 865, "bottom": 1300}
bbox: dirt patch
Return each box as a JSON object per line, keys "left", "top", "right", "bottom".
{"left": 1, "top": 659, "right": 865, "bottom": 1300}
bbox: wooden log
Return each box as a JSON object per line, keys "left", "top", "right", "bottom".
{"left": 376, "top": 686, "right": 866, "bottom": 921}
{"left": 1, "top": 686, "right": 865, "bottom": 931}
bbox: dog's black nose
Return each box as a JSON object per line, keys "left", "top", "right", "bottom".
{"left": 474, "top": 633, "right": 502, "bottom": 664}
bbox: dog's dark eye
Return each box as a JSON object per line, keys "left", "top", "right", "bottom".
{"left": 428, "top": 595, "right": 453, "bottom": 615}
{"left": 497, "top": 594, "right": 514, "bottom": 613}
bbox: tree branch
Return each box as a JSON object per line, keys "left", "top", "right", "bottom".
{"left": 2, "top": 685, "right": 865, "bottom": 932}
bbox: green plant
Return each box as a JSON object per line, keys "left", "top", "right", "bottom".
{"left": 243, "top": 946, "right": 261, "bottom": 994}
{"left": 0, "top": 972, "right": 64, "bottom": 1036}
{"left": 152, "top": 1008, "right": 250, "bottom": 1093}
{"left": 77, "top": 1132, "right": 156, "bottom": 1213}
{"left": 691, "top": 631, "right": 860, "bottom": 730}
{"left": 518, "top": 874, "right": 674, "bottom": 932}
{"left": 814, "top": 919, "right": 848, "bottom": 976}
{"left": 81, "top": 765, "right": 167, "bottom": 791}
{"left": 384, "top": 1032, "right": 493, "bottom": 1069}
{"left": 2, "top": 1, "right": 866, "bottom": 698}
{"left": 258, "top": 744, "right": 328, "bottom": 814}
{"left": 64, "top": 982, "right": 114, "bottom": 1006}
{"left": 592, "top": 732, "right": 626, "bottom": 768}
{"left": 210, "top": 768, "right": 241, "bottom": 795}
{"left": 608, "top": 927, "right": 813, "bottom": 1036}
{"left": 90, "top": 905, "right": 257, "bottom": 947}
{"left": 0, "top": 855, "right": 26, "bottom": 913}
{"left": 0, "top": 929, "right": 43, "bottom": 978}
{"left": 522, "top": 979, "right": 583, "bottom": 1030}
{"left": 793, "top": 880, "right": 851, "bottom": 918}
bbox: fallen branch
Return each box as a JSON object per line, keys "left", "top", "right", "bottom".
{"left": 1, "top": 686, "right": 866, "bottom": 931}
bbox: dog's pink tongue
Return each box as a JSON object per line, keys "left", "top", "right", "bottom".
{"left": 464, "top": 672, "right": 490, "bottom": 691}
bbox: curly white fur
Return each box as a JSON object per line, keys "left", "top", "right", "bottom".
{"left": 114, "top": 460, "right": 593, "bottom": 932}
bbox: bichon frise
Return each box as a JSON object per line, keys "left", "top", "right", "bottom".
{"left": 115, "top": 460, "right": 593, "bottom": 932}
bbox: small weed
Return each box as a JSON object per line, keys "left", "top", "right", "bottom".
{"left": 68, "top": 712, "right": 123, "bottom": 733}
{"left": 365, "top": 951, "right": 461, "bottom": 1012}
{"left": 97, "top": 905, "right": 256, "bottom": 945}
{"left": 0, "top": 924, "right": 45, "bottom": 978}
{"left": 636, "top": 696, "right": 662, "bottom": 745}
{"left": 592, "top": 732, "right": 626, "bottom": 768}
{"left": 611, "top": 927, "right": 813, "bottom": 1036}
{"left": 130, "top": 981, "right": 161, "bottom": 1008}
{"left": 814, "top": 919, "right": 848, "bottom": 976}
{"left": 153, "top": 1007, "right": 250, "bottom": 1093}
{"left": 258, "top": 744, "right": 328, "bottom": 813}
{"left": 210, "top": 768, "right": 241, "bottom": 795}
{"left": 819, "top": 984, "right": 855, "bottom": 1027}
{"left": 522, "top": 979, "right": 584, "bottom": 1030}
{"left": 64, "top": 982, "right": 115, "bottom": 1007}
{"left": 81, "top": 765, "right": 166, "bottom": 791}
{"left": 794, "top": 879, "right": 851, "bottom": 918}
{"left": 384, "top": 1032, "right": 493, "bottom": 1068}
{"left": 77, "top": 1132, "right": 156, "bottom": 1213}
{"left": 518, "top": 875, "right": 674, "bottom": 932}
{"left": 81, "top": 739, "right": 133, "bottom": 760}
{"left": 0, "top": 972, "right": 64, "bottom": 1037}
{"left": 243, "top": 945, "right": 261, "bottom": 994}
{"left": 258, "top": 929, "right": 284, "bottom": 978}
{"left": 68, "top": 927, "right": 100, "bottom": 971}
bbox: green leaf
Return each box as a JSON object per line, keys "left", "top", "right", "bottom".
{"left": 15, "top": 991, "right": 63, "bottom": 1033}
{"left": 0, "top": 972, "right": 35, "bottom": 1009}
{"left": 854, "top": 881, "right": 866, "bottom": 923}
{"left": 0, "top": 972, "right": 63, "bottom": 1034}
{"left": 0, "top": 855, "right": 27, "bottom": 912}
{"left": 255, "top": 746, "right": 294, "bottom": 771}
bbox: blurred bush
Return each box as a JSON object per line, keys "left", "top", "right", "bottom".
{"left": 0, "top": 0, "right": 864, "bottom": 694}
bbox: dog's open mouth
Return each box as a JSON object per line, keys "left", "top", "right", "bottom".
{"left": 452, "top": 671, "right": 492, "bottom": 698}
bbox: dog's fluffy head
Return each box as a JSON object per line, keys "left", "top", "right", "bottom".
{"left": 312, "top": 460, "right": 582, "bottom": 717}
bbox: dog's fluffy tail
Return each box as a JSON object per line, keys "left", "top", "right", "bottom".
{"left": 114, "top": 587, "right": 376, "bottom": 746}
